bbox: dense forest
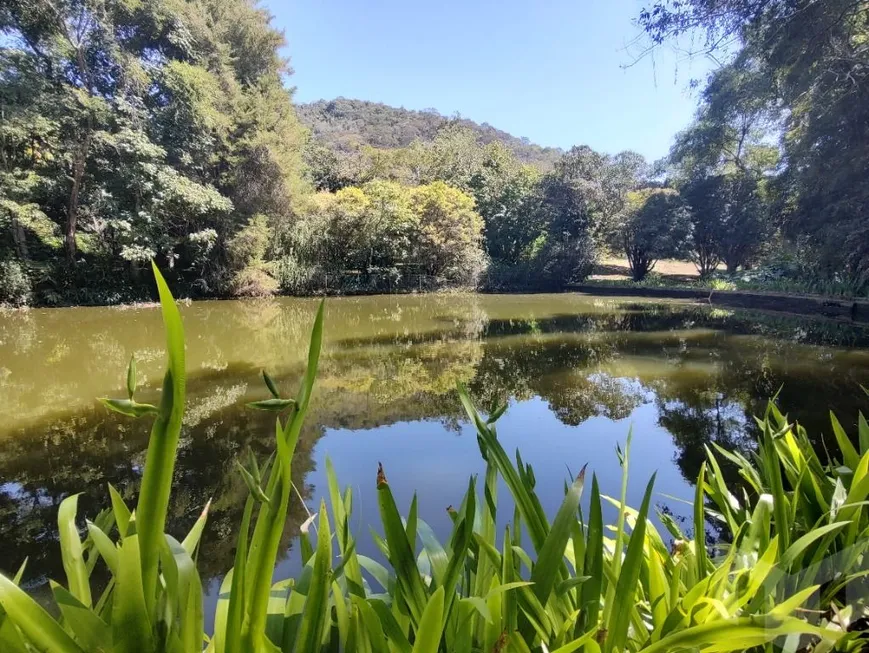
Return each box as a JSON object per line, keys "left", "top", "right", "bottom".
{"left": 1, "top": 0, "right": 867, "bottom": 306}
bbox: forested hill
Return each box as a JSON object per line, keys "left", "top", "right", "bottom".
{"left": 297, "top": 98, "right": 563, "bottom": 169}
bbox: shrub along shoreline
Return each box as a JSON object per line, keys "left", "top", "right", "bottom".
{"left": 0, "top": 266, "right": 868, "bottom": 652}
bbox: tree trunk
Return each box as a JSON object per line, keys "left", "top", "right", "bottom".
{"left": 65, "top": 146, "right": 86, "bottom": 262}
{"left": 627, "top": 247, "right": 650, "bottom": 281}
{"left": 11, "top": 214, "right": 29, "bottom": 262}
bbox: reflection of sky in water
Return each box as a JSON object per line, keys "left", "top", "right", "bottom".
{"left": 202, "top": 398, "right": 697, "bottom": 633}
{"left": 304, "top": 398, "right": 695, "bottom": 562}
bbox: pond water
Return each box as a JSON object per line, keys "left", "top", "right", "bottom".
{"left": 3, "top": 293, "right": 869, "bottom": 617}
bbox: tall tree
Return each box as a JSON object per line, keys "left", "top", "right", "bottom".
{"left": 607, "top": 188, "right": 693, "bottom": 281}
{"left": 683, "top": 173, "right": 769, "bottom": 275}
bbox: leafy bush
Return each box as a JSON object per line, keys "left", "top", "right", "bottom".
{"left": 1, "top": 266, "right": 868, "bottom": 652}
{"left": 275, "top": 254, "right": 322, "bottom": 294}
{"left": 230, "top": 265, "right": 280, "bottom": 297}
{"left": 683, "top": 173, "right": 770, "bottom": 275}
{"left": 0, "top": 260, "right": 32, "bottom": 306}
{"left": 530, "top": 233, "right": 596, "bottom": 290}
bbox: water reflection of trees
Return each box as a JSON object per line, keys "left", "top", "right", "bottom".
{"left": 2, "top": 298, "right": 869, "bottom": 587}
{"left": 0, "top": 399, "right": 315, "bottom": 584}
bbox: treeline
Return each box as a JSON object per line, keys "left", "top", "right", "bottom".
{"left": 2, "top": 0, "right": 867, "bottom": 306}
{"left": 0, "top": 0, "right": 649, "bottom": 308}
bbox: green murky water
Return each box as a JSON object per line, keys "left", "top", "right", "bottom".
{"left": 3, "top": 293, "right": 869, "bottom": 606}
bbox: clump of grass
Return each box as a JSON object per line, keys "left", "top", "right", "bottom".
{"left": 0, "top": 265, "right": 867, "bottom": 651}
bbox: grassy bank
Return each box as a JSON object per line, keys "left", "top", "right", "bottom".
{"left": 589, "top": 258, "right": 869, "bottom": 300}
{"left": 0, "top": 266, "right": 868, "bottom": 652}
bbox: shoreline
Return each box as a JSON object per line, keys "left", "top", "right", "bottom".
{"left": 4, "top": 284, "right": 869, "bottom": 324}
{"left": 573, "top": 283, "right": 869, "bottom": 324}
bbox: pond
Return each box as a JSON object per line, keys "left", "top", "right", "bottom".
{"left": 2, "top": 293, "right": 869, "bottom": 618}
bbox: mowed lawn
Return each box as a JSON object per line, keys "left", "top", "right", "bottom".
{"left": 591, "top": 257, "right": 706, "bottom": 282}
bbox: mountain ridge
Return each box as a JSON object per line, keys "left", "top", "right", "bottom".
{"left": 296, "top": 97, "right": 563, "bottom": 169}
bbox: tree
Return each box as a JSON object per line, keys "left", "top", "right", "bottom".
{"left": 639, "top": 0, "right": 869, "bottom": 285}
{"left": 683, "top": 173, "right": 769, "bottom": 275}
{"left": 530, "top": 232, "right": 596, "bottom": 291}
{"left": 668, "top": 60, "right": 780, "bottom": 183}
{"left": 608, "top": 188, "right": 693, "bottom": 281}
{"left": 410, "top": 181, "right": 486, "bottom": 286}
{"left": 538, "top": 146, "right": 607, "bottom": 242}
{"left": 0, "top": 0, "right": 307, "bottom": 303}
{"left": 469, "top": 143, "right": 543, "bottom": 263}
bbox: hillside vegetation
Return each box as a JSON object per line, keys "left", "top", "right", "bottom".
{"left": 297, "top": 98, "right": 563, "bottom": 169}
{"left": 2, "top": 0, "right": 868, "bottom": 306}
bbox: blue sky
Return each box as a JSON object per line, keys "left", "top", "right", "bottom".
{"left": 267, "top": 0, "right": 717, "bottom": 161}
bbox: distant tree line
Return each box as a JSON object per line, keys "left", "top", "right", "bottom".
{"left": 1, "top": 0, "right": 866, "bottom": 306}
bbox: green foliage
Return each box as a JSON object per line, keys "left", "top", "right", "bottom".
{"left": 0, "top": 0, "right": 307, "bottom": 303}
{"left": 0, "top": 260, "right": 32, "bottom": 306}
{"left": 640, "top": 0, "right": 869, "bottom": 289}
{"left": 227, "top": 215, "right": 279, "bottom": 297}
{"left": 412, "top": 181, "right": 487, "bottom": 285}
{"left": 608, "top": 188, "right": 694, "bottom": 281}
{"left": 288, "top": 181, "right": 487, "bottom": 291}
{"left": 683, "top": 173, "right": 771, "bottom": 275}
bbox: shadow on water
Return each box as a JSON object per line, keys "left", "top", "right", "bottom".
{"left": 2, "top": 294, "right": 869, "bottom": 598}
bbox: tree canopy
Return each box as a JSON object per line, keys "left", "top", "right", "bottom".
{"left": 0, "top": 0, "right": 307, "bottom": 303}
{"left": 640, "top": 0, "right": 869, "bottom": 284}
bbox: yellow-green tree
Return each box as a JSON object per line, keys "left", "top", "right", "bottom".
{"left": 411, "top": 182, "right": 487, "bottom": 285}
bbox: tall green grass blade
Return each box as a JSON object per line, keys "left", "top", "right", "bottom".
{"left": 112, "top": 534, "right": 155, "bottom": 653}
{"left": 293, "top": 501, "right": 332, "bottom": 653}
{"left": 605, "top": 472, "right": 655, "bottom": 653}
{"left": 369, "top": 598, "right": 412, "bottom": 653}
{"left": 327, "top": 458, "right": 364, "bottom": 597}
{"left": 602, "top": 430, "right": 632, "bottom": 628}
{"left": 694, "top": 461, "right": 708, "bottom": 581}
{"left": 579, "top": 474, "right": 603, "bottom": 636}
{"left": 108, "top": 483, "right": 131, "bottom": 538}
{"left": 246, "top": 301, "right": 324, "bottom": 649}
{"left": 51, "top": 581, "right": 110, "bottom": 651}
{"left": 182, "top": 499, "right": 211, "bottom": 556}
{"left": 441, "top": 477, "right": 475, "bottom": 612}
{"left": 220, "top": 496, "right": 253, "bottom": 653}
{"left": 458, "top": 384, "right": 547, "bottom": 551}
{"left": 0, "top": 573, "right": 84, "bottom": 653}
{"left": 58, "top": 493, "right": 92, "bottom": 608}
{"left": 830, "top": 412, "right": 859, "bottom": 470}
{"left": 137, "top": 262, "right": 186, "bottom": 612}
{"left": 351, "top": 596, "right": 389, "bottom": 653}
{"left": 641, "top": 615, "right": 823, "bottom": 653}
{"left": 377, "top": 463, "right": 428, "bottom": 624}
{"left": 530, "top": 465, "right": 586, "bottom": 603}
{"left": 86, "top": 521, "right": 118, "bottom": 575}
{"left": 412, "top": 586, "right": 445, "bottom": 653}
{"left": 245, "top": 417, "right": 300, "bottom": 648}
